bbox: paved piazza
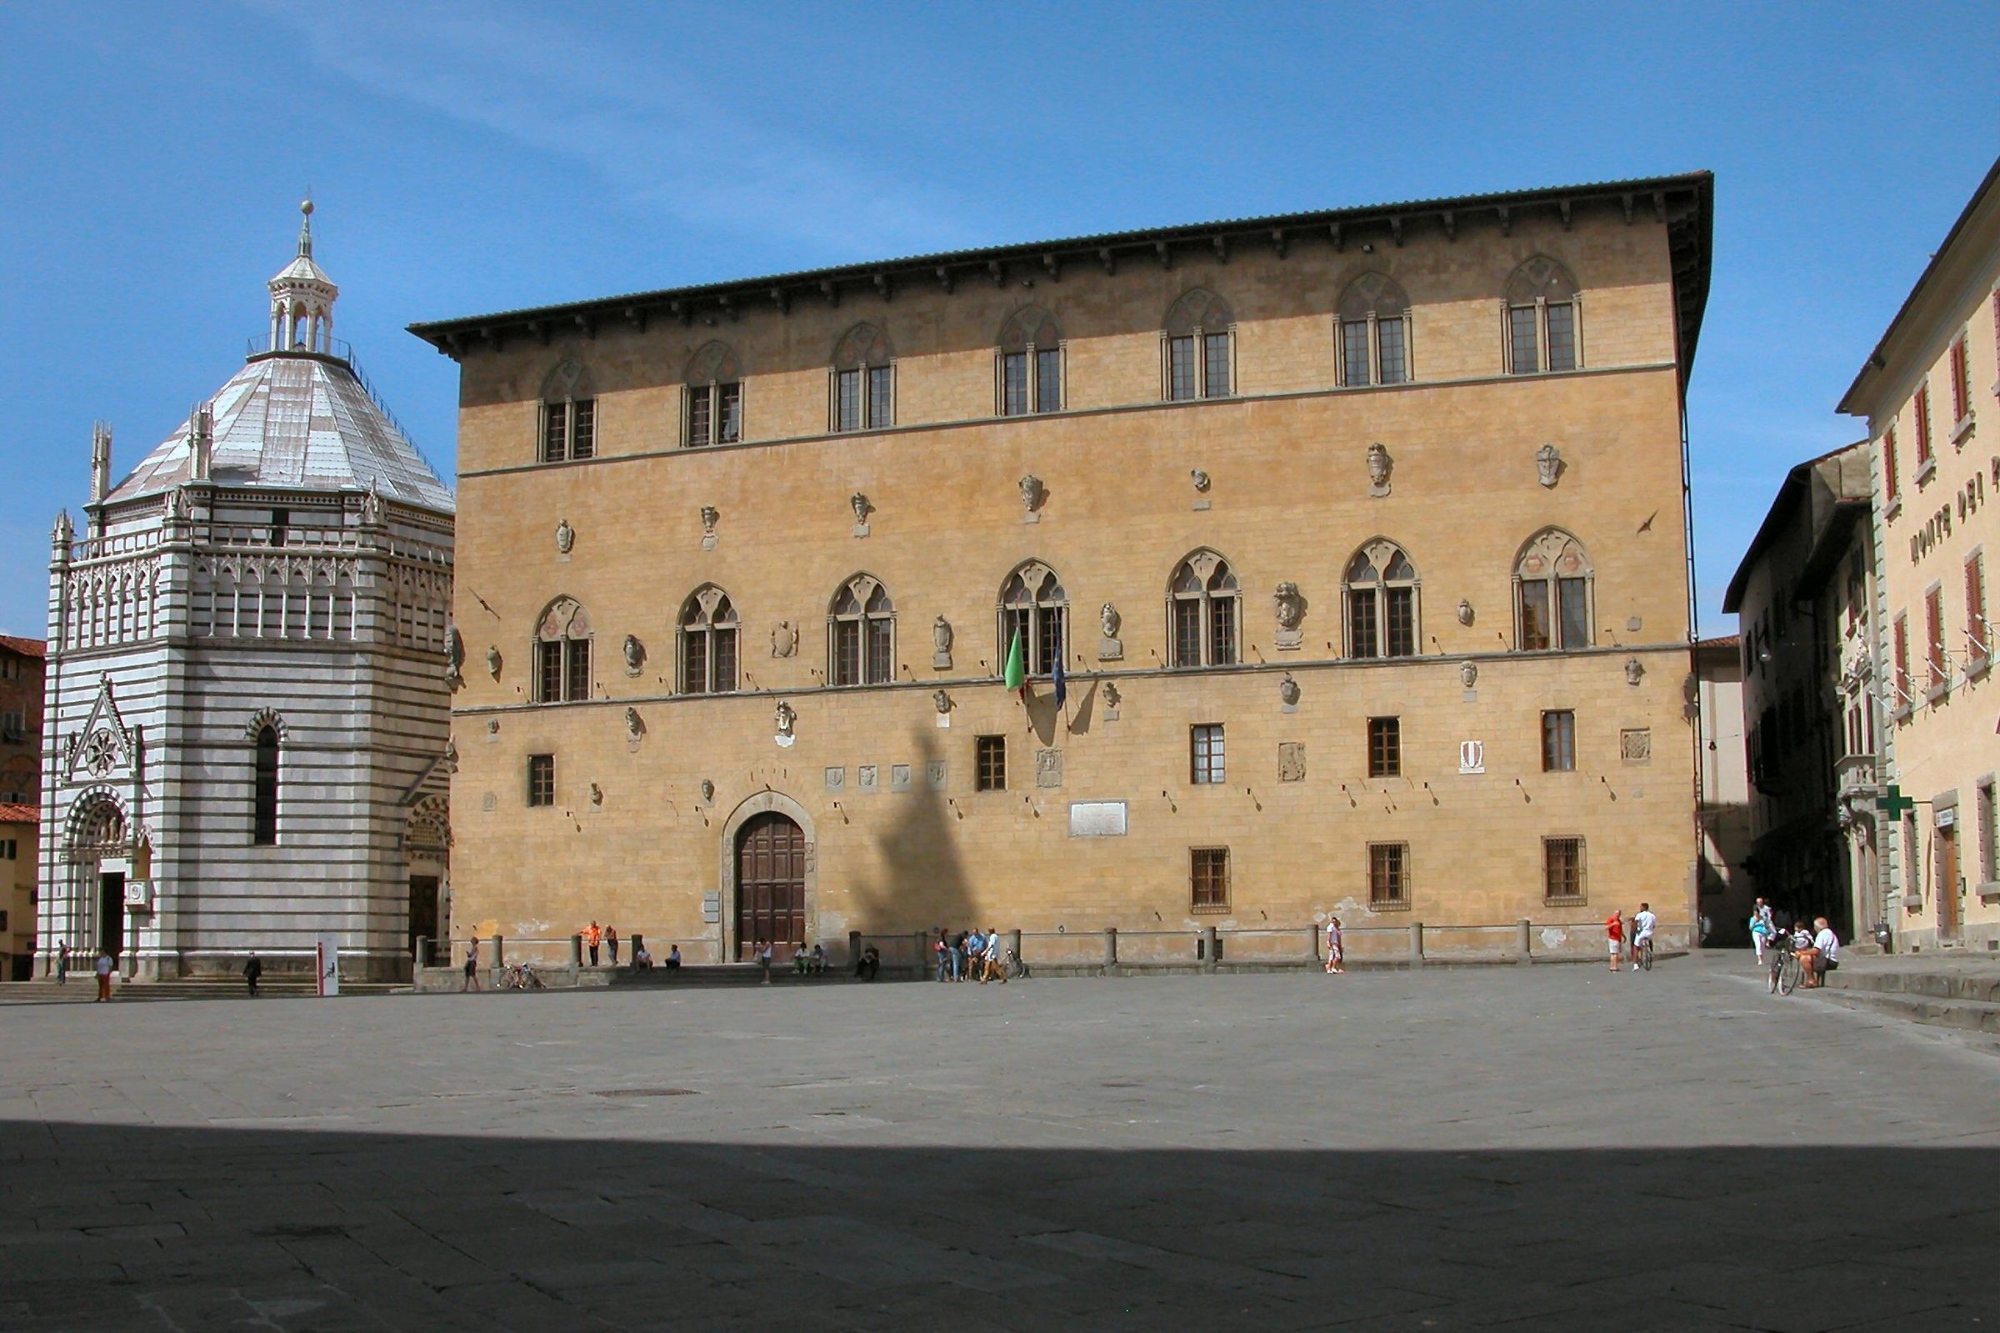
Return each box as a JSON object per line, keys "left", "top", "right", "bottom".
{"left": 3, "top": 957, "right": 1998, "bottom": 1331}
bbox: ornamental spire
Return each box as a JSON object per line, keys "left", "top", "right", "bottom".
{"left": 297, "top": 196, "right": 314, "bottom": 260}
{"left": 267, "top": 199, "right": 338, "bottom": 355}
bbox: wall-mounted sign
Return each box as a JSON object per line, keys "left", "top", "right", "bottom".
{"left": 1069, "top": 801, "right": 1128, "bottom": 836}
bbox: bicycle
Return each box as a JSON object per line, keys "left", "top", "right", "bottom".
{"left": 1766, "top": 938, "right": 1801, "bottom": 995}
{"left": 1635, "top": 937, "right": 1654, "bottom": 972}
{"left": 501, "top": 962, "right": 546, "bottom": 990}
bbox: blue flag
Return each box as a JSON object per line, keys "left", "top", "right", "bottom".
{"left": 1051, "top": 651, "right": 1066, "bottom": 712}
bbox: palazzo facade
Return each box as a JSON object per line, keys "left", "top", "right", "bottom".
{"left": 416, "top": 173, "right": 1712, "bottom": 966}
{"left": 39, "top": 206, "right": 456, "bottom": 981}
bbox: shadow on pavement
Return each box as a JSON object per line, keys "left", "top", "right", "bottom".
{"left": 3, "top": 1121, "right": 1995, "bottom": 1330}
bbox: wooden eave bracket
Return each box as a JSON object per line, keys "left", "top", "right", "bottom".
{"left": 1270, "top": 228, "right": 1287, "bottom": 258}
{"left": 1439, "top": 210, "right": 1456, "bottom": 242}
{"left": 1042, "top": 253, "right": 1061, "bottom": 281}
{"left": 1097, "top": 247, "right": 1116, "bottom": 276}
{"left": 934, "top": 266, "right": 954, "bottom": 293}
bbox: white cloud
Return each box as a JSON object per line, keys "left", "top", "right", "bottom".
{"left": 242, "top": 0, "right": 978, "bottom": 257}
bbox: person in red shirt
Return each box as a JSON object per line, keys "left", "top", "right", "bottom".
{"left": 1605, "top": 912, "right": 1624, "bottom": 973}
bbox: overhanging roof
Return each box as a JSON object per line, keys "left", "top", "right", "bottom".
{"left": 410, "top": 172, "right": 1714, "bottom": 383}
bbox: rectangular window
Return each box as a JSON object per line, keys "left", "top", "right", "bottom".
{"left": 1342, "top": 319, "right": 1371, "bottom": 386}
{"left": 1037, "top": 606, "right": 1065, "bottom": 678}
{"left": 1167, "top": 335, "right": 1197, "bottom": 401}
{"left": 717, "top": 381, "right": 742, "bottom": 443}
{"left": 542, "top": 401, "right": 568, "bottom": 462}
{"left": 1203, "top": 331, "right": 1231, "bottom": 397}
{"left": 866, "top": 365, "right": 893, "bottom": 429}
{"left": 564, "top": 638, "right": 591, "bottom": 702}
{"left": 1376, "top": 316, "right": 1408, "bottom": 385}
{"left": 1883, "top": 427, "right": 1899, "bottom": 503}
{"left": 1543, "top": 836, "right": 1586, "bottom": 903}
{"left": 1979, "top": 781, "right": 1997, "bottom": 886}
{"left": 1544, "top": 302, "right": 1576, "bottom": 372}
{"left": 1509, "top": 306, "right": 1540, "bottom": 374}
{"left": 1368, "top": 842, "right": 1409, "bottom": 907}
{"left": 537, "top": 640, "right": 563, "bottom": 703}
{"left": 835, "top": 368, "right": 861, "bottom": 432}
{"left": 1207, "top": 597, "right": 1236, "bottom": 666}
{"left": 713, "top": 627, "right": 738, "bottom": 693}
{"left": 1893, "top": 614, "right": 1910, "bottom": 706}
{"left": 833, "top": 619, "right": 861, "bottom": 687}
{"left": 683, "top": 632, "right": 707, "bottom": 695}
{"left": 1926, "top": 586, "right": 1946, "bottom": 690}
{"left": 1191, "top": 847, "right": 1230, "bottom": 910}
{"left": 975, "top": 735, "right": 1006, "bottom": 792}
{"left": 1969, "top": 554, "right": 1989, "bottom": 661}
{"left": 1348, "top": 587, "right": 1379, "bottom": 658}
{"left": 1036, "top": 347, "right": 1062, "bottom": 413}
{"left": 1385, "top": 587, "right": 1415, "bottom": 657}
{"left": 1951, "top": 337, "right": 1970, "bottom": 423}
{"left": 1172, "top": 598, "right": 1202, "bottom": 667}
{"left": 1557, "top": 577, "right": 1589, "bottom": 649}
{"left": 1542, "top": 710, "right": 1576, "bottom": 772}
{"left": 686, "top": 384, "right": 712, "bottom": 446}
{"left": 1191, "top": 724, "right": 1226, "bottom": 784}
{"left": 1367, "top": 716, "right": 1401, "bottom": 779}
{"left": 866, "top": 617, "right": 893, "bottom": 683}
{"left": 569, "top": 399, "right": 595, "bottom": 460}
{"left": 527, "top": 754, "right": 555, "bottom": 807}
{"left": 1914, "top": 387, "right": 1933, "bottom": 465}
{"left": 1001, "top": 351, "right": 1029, "bottom": 416}
{"left": 1519, "top": 580, "right": 1551, "bottom": 651}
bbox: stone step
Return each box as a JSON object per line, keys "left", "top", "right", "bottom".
{"left": 607, "top": 965, "right": 901, "bottom": 988}
{"left": 1814, "top": 986, "right": 2000, "bottom": 1035}
{"left": 1825, "top": 969, "right": 2000, "bottom": 1003}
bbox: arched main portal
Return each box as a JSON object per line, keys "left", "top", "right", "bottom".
{"left": 735, "top": 812, "right": 806, "bottom": 960}
{"left": 65, "top": 792, "right": 129, "bottom": 960}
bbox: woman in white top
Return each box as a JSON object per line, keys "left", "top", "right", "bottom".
{"left": 1324, "top": 917, "right": 1345, "bottom": 974}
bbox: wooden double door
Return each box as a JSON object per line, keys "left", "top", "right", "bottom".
{"left": 736, "top": 812, "right": 806, "bottom": 960}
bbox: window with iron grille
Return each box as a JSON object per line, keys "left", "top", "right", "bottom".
{"left": 541, "top": 397, "right": 595, "bottom": 462}
{"left": 686, "top": 381, "right": 742, "bottom": 447}
{"left": 1191, "top": 847, "right": 1230, "bottom": 910}
{"left": 1368, "top": 842, "right": 1409, "bottom": 907}
{"left": 1541, "top": 710, "right": 1576, "bottom": 772}
{"left": 1543, "top": 836, "right": 1586, "bottom": 903}
{"left": 528, "top": 754, "right": 555, "bottom": 807}
{"left": 1191, "top": 724, "right": 1225, "bottom": 784}
{"left": 975, "top": 735, "right": 1007, "bottom": 792}
{"left": 1367, "top": 717, "right": 1400, "bottom": 778}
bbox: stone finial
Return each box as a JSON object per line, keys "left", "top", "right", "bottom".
{"left": 51, "top": 509, "right": 74, "bottom": 552}
{"left": 89, "top": 422, "right": 112, "bottom": 503}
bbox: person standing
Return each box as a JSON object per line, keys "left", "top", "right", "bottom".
{"left": 1630, "top": 902, "right": 1658, "bottom": 971}
{"left": 56, "top": 939, "right": 69, "bottom": 985}
{"left": 462, "top": 936, "right": 481, "bottom": 991}
{"left": 93, "top": 949, "right": 114, "bottom": 1002}
{"left": 1604, "top": 912, "right": 1623, "bottom": 973}
{"left": 243, "top": 951, "right": 263, "bottom": 997}
{"left": 606, "top": 925, "right": 620, "bottom": 967}
{"left": 1749, "top": 898, "right": 1773, "bottom": 964}
{"left": 757, "top": 940, "right": 773, "bottom": 985}
{"left": 584, "top": 921, "right": 602, "bottom": 967}
{"left": 1324, "top": 917, "right": 1345, "bottom": 974}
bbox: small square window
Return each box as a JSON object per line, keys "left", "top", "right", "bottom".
{"left": 1368, "top": 842, "right": 1409, "bottom": 907}
{"left": 975, "top": 736, "right": 1007, "bottom": 792}
{"left": 1191, "top": 847, "right": 1230, "bottom": 911}
{"left": 527, "top": 754, "right": 556, "bottom": 807}
{"left": 1367, "top": 717, "right": 1400, "bottom": 778}
{"left": 1542, "top": 710, "right": 1576, "bottom": 772}
{"left": 1191, "top": 724, "right": 1226, "bottom": 784}
{"left": 1544, "top": 836, "right": 1586, "bottom": 903}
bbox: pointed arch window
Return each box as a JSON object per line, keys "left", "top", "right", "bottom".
{"left": 1337, "top": 273, "right": 1411, "bottom": 387}
{"left": 830, "top": 575, "right": 895, "bottom": 685}
{"left": 1344, "top": 539, "right": 1420, "bottom": 659}
{"left": 1514, "top": 529, "right": 1593, "bottom": 651}
{"left": 1162, "top": 290, "right": 1235, "bottom": 401}
{"left": 830, "top": 325, "right": 894, "bottom": 432}
{"left": 540, "top": 362, "right": 597, "bottom": 462}
{"left": 252, "top": 724, "right": 279, "bottom": 845}
{"left": 534, "top": 597, "right": 594, "bottom": 702}
{"left": 999, "top": 562, "right": 1068, "bottom": 675}
{"left": 1504, "top": 257, "right": 1581, "bottom": 375}
{"left": 1169, "top": 550, "right": 1240, "bottom": 667}
{"left": 680, "top": 586, "right": 740, "bottom": 694}
{"left": 684, "top": 342, "right": 742, "bottom": 447}
{"left": 997, "top": 309, "right": 1063, "bottom": 416}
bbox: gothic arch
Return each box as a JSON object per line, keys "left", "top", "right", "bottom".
{"left": 1338, "top": 272, "right": 1408, "bottom": 320}
{"left": 1504, "top": 255, "right": 1579, "bottom": 305}
{"left": 541, "top": 359, "right": 595, "bottom": 402}
{"left": 1163, "top": 288, "right": 1234, "bottom": 334}
{"left": 831, "top": 322, "right": 893, "bottom": 367}
{"left": 685, "top": 340, "right": 742, "bottom": 384}
{"left": 997, "top": 306, "right": 1061, "bottom": 351}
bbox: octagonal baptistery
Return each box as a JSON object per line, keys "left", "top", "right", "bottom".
{"left": 39, "top": 204, "right": 456, "bottom": 983}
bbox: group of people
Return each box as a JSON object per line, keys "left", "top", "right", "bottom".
{"left": 933, "top": 928, "right": 1011, "bottom": 983}
{"left": 628, "top": 942, "right": 679, "bottom": 971}
{"left": 1603, "top": 903, "right": 1660, "bottom": 971}
{"left": 582, "top": 921, "right": 620, "bottom": 967}
{"left": 1748, "top": 898, "right": 1842, "bottom": 986}
{"left": 54, "top": 940, "right": 121, "bottom": 1002}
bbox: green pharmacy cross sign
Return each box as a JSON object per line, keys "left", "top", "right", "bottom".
{"left": 1876, "top": 785, "right": 1916, "bottom": 818}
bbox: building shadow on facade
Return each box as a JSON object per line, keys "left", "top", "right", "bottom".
{"left": 4, "top": 1118, "right": 1993, "bottom": 1328}
{"left": 845, "top": 727, "right": 976, "bottom": 948}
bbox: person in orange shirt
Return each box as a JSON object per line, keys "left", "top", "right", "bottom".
{"left": 584, "top": 921, "right": 603, "bottom": 967}
{"left": 1605, "top": 912, "right": 1624, "bottom": 973}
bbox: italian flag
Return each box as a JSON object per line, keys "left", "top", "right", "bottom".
{"left": 1003, "top": 627, "right": 1027, "bottom": 702}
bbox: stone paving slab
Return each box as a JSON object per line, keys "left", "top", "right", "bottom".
{"left": 2, "top": 954, "right": 1998, "bottom": 1329}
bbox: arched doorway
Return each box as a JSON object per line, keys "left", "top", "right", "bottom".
{"left": 735, "top": 811, "right": 806, "bottom": 960}
{"left": 66, "top": 794, "right": 128, "bottom": 960}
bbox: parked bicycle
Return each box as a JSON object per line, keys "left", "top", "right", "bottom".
{"left": 1766, "top": 934, "right": 1802, "bottom": 995}
{"left": 501, "top": 962, "right": 546, "bottom": 990}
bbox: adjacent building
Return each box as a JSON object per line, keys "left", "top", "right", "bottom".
{"left": 1693, "top": 634, "right": 1753, "bottom": 941}
{"left": 1, "top": 635, "right": 45, "bottom": 978}
{"left": 1722, "top": 442, "right": 1880, "bottom": 937}
{"left": 413, "top": 173, "right": 1713, "bottom": 966}
{"left": 39, "top": 205, "right": 455, "bottom": 981}
{"left": 1839, "top": 155, "right": 2000, "bottom": 950}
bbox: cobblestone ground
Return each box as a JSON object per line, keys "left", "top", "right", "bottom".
{"left": 2, "top": 953, "right": 1997, "bottom": 1331}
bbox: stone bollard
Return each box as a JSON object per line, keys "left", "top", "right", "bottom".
{"left": 1104, "top": 926, "right": 1118, "bottom": 972}
{"left": 1310, "top": 923, "right": 1321, "bottom": 963}
{"left": 1009, "top": 929, "right": 1022, "bottom": 968}
{"left": 631, "top": 933, "right": 644, "bottom": 964}
{"left": 1408, "top": 922, "right": 1424, "bottom": 968}
{"left": 847, "top": 930, "right": 861, "bottom": 972}
{"left": 491, "top": 936, "right": 505, "bottom": 979}
{"left": 1202, "top": 925, "right": 1218, "bottom": 974}
{"left": 569, "top": 934, "right": 583, "bottom": 968}
{"left": 415, "top": 935, "right": 431, "bottom": 970}
{"left": 1516, "top": 919, "right": 1532, "bottom": 964}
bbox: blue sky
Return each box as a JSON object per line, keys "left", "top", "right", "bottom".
{"left": 1, "top": 1, "right": 1995, "bottom": 638}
